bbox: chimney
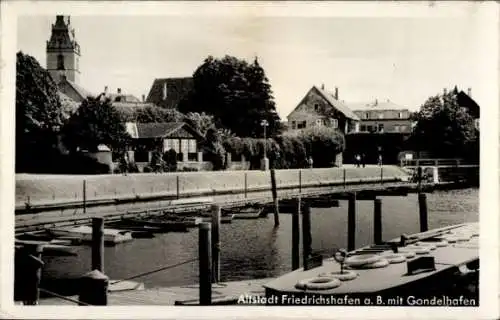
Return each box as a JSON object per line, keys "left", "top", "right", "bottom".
{"left": 117, "top": 88, "right": 122, "bottom": 94}
{"left": 375, "top": 99, "right": 378, "bottom": 106}
{"left": 104, "top": 86, "right": 108, "bottom": 95}
{"left": 467, "top": 88, "right": 472, "bottom": 97}
{"left": 142, "top": 94, "right": 145, "bottom": 102}
{"left": 443, "top": 88, "right": 447, "bottom": 95}
{"left": 334, "top": 87, "right": 339, "bottom": 100}
{"left": 321, "top": 83, "right": 325, "bottom": 90}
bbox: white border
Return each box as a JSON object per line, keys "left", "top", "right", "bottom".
{"left": 1, "top": 1, "right": 498, "bottom": 319}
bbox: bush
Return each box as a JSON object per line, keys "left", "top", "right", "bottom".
{"left": 163, "top": 149, "right": 178, "bottom": 172}
{"left": 181, "top": 167, "right": 198, "bottom": 172}
{"left": 143, "top": 166, "right": 152, "bottom": 173}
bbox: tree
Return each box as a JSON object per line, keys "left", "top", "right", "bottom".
{"left": 184, "top": 112, "right": 215, "bottom": 136}
{"left": 16, "top": 51, "right": 67, "bottom": 172}
{"left": 411, "top": 88, "right": 478, "bottom": 159}
{"left": 62, "top": 96, "right": 130, "bottom": 153}
{"left": 179, "top": 55, "right": 282, "bottom": 138}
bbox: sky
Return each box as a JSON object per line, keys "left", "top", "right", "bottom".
{"left": 16, "top": 5, "right": 491, "bottom": 120}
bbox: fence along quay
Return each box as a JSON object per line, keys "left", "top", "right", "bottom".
{"left": 15, "top": 166, "right": 478, "bottom": 305}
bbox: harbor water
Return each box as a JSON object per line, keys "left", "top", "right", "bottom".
{"left": 40, "top": 188, "right": 478, "bottom": 294}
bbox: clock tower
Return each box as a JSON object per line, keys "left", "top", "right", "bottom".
{"left": 46, "top": 15, "right": 81, "bottom": 84}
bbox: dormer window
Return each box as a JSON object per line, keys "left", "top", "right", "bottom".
{"left": 57, "top": 54, "right": 64, "bottom": 70}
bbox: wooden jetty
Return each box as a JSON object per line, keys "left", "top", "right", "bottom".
{"left": 263, "top": 222, "right": 479, "bottom": 305}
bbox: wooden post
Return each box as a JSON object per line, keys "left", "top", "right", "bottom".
{"left": 380, "top": 167, "right": 383, "bottom": 184}
{"left": 244, "top": 172, "right": 247, "bottom": 198}
{"left": 343, "top": 168, "right": 346, "bottom": 188}
{"left": 270, "top": 169, "right": 280, "bottom": 227}
{"left": 198, "top": 223, "right": 212, "bottom": 305}
{"left": 302, "top": 204, "right": 312, "bottom": 270}
{"left": 374, "top": 198, "right": 382, "bottom": 245}
{"left": 347, "top": 193, "right": 356, "bottom": 251}
{"left": 298, "top": 169, "right": 302, "bottom": 194}
{"left": 176, "top": 175, "right": 180, "bottom": 200}
{"left": 292, "top": 197, "right": 301, "bottom": 270}
{"left": 418, "top": 193, "right": 429, "bottom": 232}
{"left": 20, "top": 244, "right": 44, "bottom": 305}
{"left": 78, "top": 270, "right": 109, "bottom": 306}
{"left": 83, "top": 180, "right": 87, "bottom": 214}
{"left": 211, "top": 205, "right": 221, "bottom": 283}
{"left": 92, "top": 217, "right": 104, "bottom": 272}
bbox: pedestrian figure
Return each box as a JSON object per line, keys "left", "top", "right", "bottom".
{"left": 361, "top": 153, "right": 366, "bottom": 168}
{"left": 355, "top": 154, "right": 361, "bottom": 168}
{"left": 308, "top": 156, "right": 314, "bottom": 169}
{"left": 378, "top": 154, "right": 383, "bottom": 166}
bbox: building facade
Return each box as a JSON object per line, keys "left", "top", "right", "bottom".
{"left": 46, "top": 16, "right": 81, "bottom": 84}
{"left": 351, "top": 99, "right": 413, "bottom": 134}
{"left": 287, "top": 85, "right": 360, "bottom": 134}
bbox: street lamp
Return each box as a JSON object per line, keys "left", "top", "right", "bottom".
{"left": 260, "top": 119, "right": 269, "bottom": 171}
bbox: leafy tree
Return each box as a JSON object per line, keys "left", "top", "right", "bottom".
{"left": 184, "top": 112, "right": 215, "bottom": 136}
{"left": 202, "top": 128, "right": 226, "bottom": 170}
{"left": 150, "top": 149, "right": 164, "bottom": 173}
{"left": 62, "top": 96, "right": 130, "bottom": 153}
{"left": 179, "top": 55, "right": 282, "bottom": 138}
{"left": 411, "top": 88, "right": 478, "bottom": 159}
{"left": 163, "top": 149, "right": 178, "bottom": 172}
{"left": 16, "top": 51, "right": 67, "bottom": 172}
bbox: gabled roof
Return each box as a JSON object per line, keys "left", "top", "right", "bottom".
{"left": 65, "top": 79, "right": 94, "bottom": 100}
{"left": 125, "top": 122, "right": 204, "bottom": 140}
{"left": 457, "top": 91, "right": 480, "bottom": 118}
{"left": 290, "top": 86, "right": 359, "bottom": 120}
{"left": 350, "top": 100, "right": 409, "bottom": 111}
{"left": 146, "top": 77, "right": 194, "bottom": 109}
{"left": 107, "top": 93, "right": 142, "bottom": 103}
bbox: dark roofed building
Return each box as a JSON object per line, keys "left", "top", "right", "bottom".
{"left": 351, "top": 99, "right": 413, "bottom": 134}
{"left": 457, "top": 89, "right": 480, "bottom": 119}
{"left": 125, "top": 122, "right": 205, "bottom": 166}
{"left": 146, "top": 77, "right": 194, "bottom": 109}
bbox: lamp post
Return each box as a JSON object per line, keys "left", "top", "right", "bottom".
{"left": 260, "top": 119, "right": 269, "bottom": 171}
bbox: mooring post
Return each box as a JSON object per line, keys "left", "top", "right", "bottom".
{"left": 302, "top": 204, "right": 312, "bottom": 270}
{"left": 244, "top": 172, "right": 248, "bottom": 198}
{"left": 347, "top": 192, "right": 356, "bottom": 251}
{"left": 380, "top": 167, "right": 383, "bottom": 184}
{"left": 211, "top": 204, "right": 221, "bottom": 283}
{"left": 20, "top": 244, "right": 44, "bottom": 305}
{"left": 270, "top": 169, "right": 280, "bottom": 227}
{"left": 292, "top": 197, "right": 301, "bottom": 270}
{"left": 198, "top": 222, "right": 212, "bottom": 305}
{"left": 78, "top": 269, "right": 109, "bottom": 306}
{"left": 374, "top": 198, "right": 382, "bottom": 245}
{"left": 83, "top": 180, "right": 87, "bottom": 214}
{"left": 298, "top": 169, "right": 302, "bottom": 194}
{"left": 92, "top": 217, "right": 104, "bottom": 272}
{"left": 176, "top": 175, "right": 180, "bottom": 200}
{"left": 343, "top": 168, "right": 346, "bottom": 188}
{"left": 418, "top": 193, "right": 429, "bottom": 232}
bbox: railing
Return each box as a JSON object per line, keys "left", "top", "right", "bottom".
{"left": 400, "top": 158, "right": 465, "bottom": 167}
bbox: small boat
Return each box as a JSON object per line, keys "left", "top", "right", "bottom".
{"left": 15, "top": 239, "right": 78, "bottom": 257}
{"left": 107, "top": 218, "right": 189, "bottom": 233}
{"left": 225, "top": 207, "right": 265, "bottom": 220}
{"left": 160, "top": 215, "right": 203, "bottom": 228}
{"left": 200, "top": 214, "right": 234, "bottom": 224}
{"left": 48, "top": 225, "right": 133, "bottom": 245}
{"left": 130, "top": 231, "right": 155, "bottom": 239}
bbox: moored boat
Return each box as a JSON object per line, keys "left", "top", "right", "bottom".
{"left": 224, "top": 207, "right": 266, "bottom": 220}
{"left": 15, "top": 239, "right": 78, "bottom": 257}
{"left": 48, "top": 225, "right": 133, "bottom": 245}
{"left": 109, "top": 218, "right": 189, "bottom": 233}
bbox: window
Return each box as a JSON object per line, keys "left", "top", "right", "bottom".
{"left": 360, "top": 125, "right": 366, "bottom": 132}
{"left": 291, "top": 121, "right": 296, "bottom": 129}
{"left": 171, "top": 139, "right": 180, "bottom": 153}
{"left": 367, "top": 125, "right": 374, "bottom": 132}
{"left": 314, "top": 104, "right": 319, "bottom": 112}
{"left": 331, "top": 118, "right": 338, "bottom": 129}
{"left": 316, "top": 119, "right": 322, "bottom": 127}
{"left": 188, "top": 139, "right": 197, "bottom": 152}
{"left": 378, "top": 113, "right": 384, "bottom": 119}
{"left": 57, "top": 54, "right": 65, "bottom": 70}
{"left": 297, "top": 121, "right": 306, "bottom": 129}
{"left": 378, "top": 124, "right": 384, "bottom": 132}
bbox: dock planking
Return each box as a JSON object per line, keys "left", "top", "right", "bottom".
{"left": 37, "top": 278, "right": 272, "bottom": 306}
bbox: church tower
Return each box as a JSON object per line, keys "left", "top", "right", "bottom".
{"left": 46, "top": 15, "right": 81, "bottom": 84}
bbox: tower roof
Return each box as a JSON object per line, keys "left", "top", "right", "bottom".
{"left": 47, "top": 15, "right": 80, "bottom": 54}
